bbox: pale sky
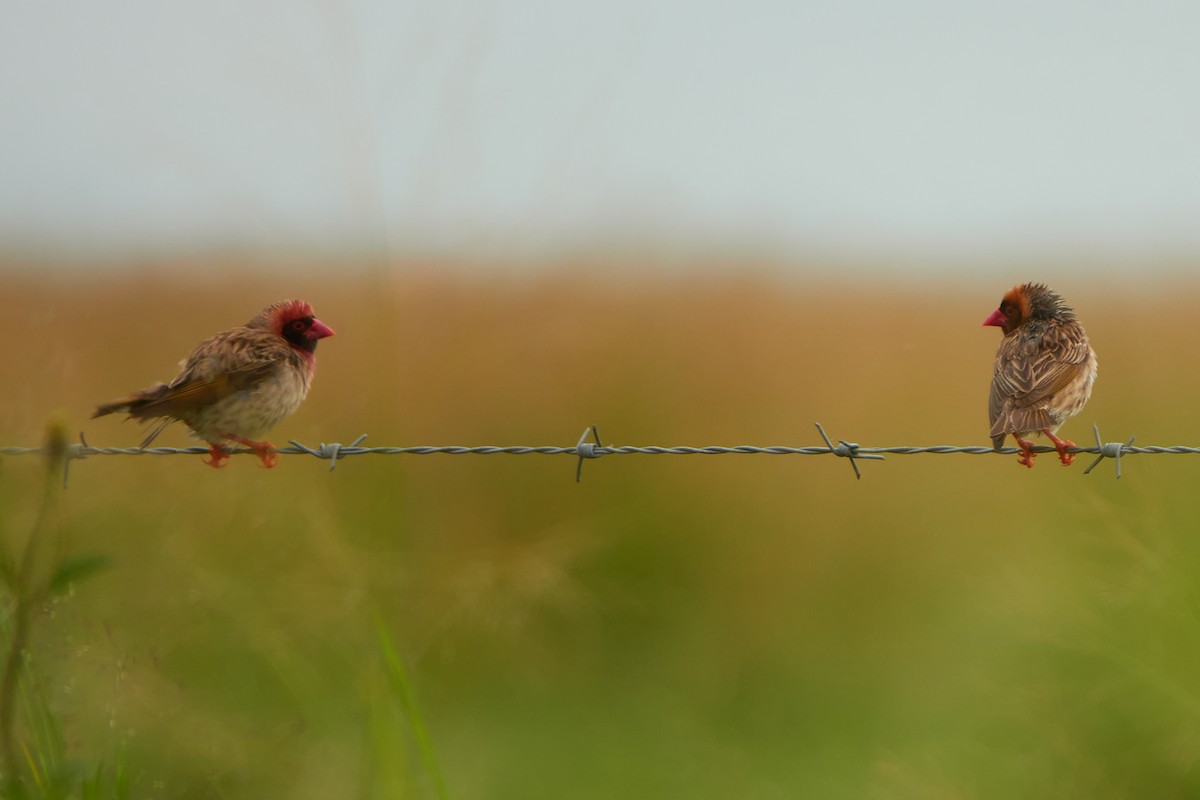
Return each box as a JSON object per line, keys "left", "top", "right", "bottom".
{"left": 3, "top": 1, "right": 1200, "bottom": 268}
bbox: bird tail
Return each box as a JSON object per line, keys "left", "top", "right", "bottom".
{"left": 989, "top": 408, "right": 1056, "bottom": 452}
{"left": 92, "top": 383, "right": 177, "bottom": 449}
{"left": 91, "top": 383, "right": 171, "bottom": 419}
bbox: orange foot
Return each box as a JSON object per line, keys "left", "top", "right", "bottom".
{"left": 1013, "top": 435, "right": 1037, "bottom": 469}
{"left": 223, "top": 435, "right": 279, "bottom": 468}
{"left": 203, "top": 443, "right": 230, "bottom": 469}
{"left": 1043, "top": 430, "right": 1076, "bottom": 466}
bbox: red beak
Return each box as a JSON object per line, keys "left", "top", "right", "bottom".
{"left": 308, "top": 318, "right": 336, "bottom": 340}
{"left": 981, "top": 308, "right": 1006, "bottom": 328}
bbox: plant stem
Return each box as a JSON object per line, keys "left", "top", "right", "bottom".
{"left": 0, "top": 420, "right": 67, "bottom": 793}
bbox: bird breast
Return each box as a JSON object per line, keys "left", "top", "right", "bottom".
{"left": 186, "top": 363, "right": 311, "bottom": 443}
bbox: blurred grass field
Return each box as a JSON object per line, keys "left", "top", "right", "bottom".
{"left": 3, "top": 265, "right": 1200, "bottom": 798}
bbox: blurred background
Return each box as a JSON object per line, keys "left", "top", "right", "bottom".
{"left": 3, "top": 2, "right": 1200, "bottom": 798}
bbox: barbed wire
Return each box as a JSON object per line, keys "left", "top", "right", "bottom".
{"left": 0, "top": 423, "right": 1184, "bottom": 485}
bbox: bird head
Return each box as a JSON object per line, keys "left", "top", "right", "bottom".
{"left": 982, "top": 283, "right": 1074, "bottom": 335}
{"left": 254, "top": 299, "right": 336, "bottom": 353}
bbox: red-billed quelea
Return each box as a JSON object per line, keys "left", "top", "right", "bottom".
{"left": 92, "top": 300, "right": 335, "bottom": 468}
{"left": 983, "top": 283, "right": 1097, "bottom": 469}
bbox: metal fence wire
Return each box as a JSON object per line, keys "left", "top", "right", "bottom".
{"left": 0, "top": 422, "right": 1184, "bottom": 485}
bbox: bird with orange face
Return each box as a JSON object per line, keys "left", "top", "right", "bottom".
{"left": 92, "top": 299, "right": 335, "bottom": 468}
{"left": 983, "top": 283, "right": 1097, "bottom": 469}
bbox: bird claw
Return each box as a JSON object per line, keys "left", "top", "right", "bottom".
{"left": 1052, "top": 439, "right": 1076, "bottom": 467}
{"left": 223, "top": 435, "right": 279, "bottom": 469}
{"left": 1015, "top": 436, "right": 1036, "bottom": 469}
{"left": 203, "top": 445, "right": 230, "bottom": 469}
{"left": 1012, "top": 432, "right": 1076, "bottom": 468}
{"left": 1043, "top": 431, "right": 1076, "bottom": 467}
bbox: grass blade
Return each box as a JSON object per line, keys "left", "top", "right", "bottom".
{"left": 374, "top": 614, "right": 450, "bottom": 800}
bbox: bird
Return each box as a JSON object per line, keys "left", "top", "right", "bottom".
{"left": 92, "top": 299, "right": 335, "bottom": 468}
{"left": 983, "top": 283, "right": 1097, "bottom": 469}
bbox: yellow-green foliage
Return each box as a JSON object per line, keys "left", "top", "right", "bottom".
{"left": 2, "top": 268, "right": 1199, "bottom": 798}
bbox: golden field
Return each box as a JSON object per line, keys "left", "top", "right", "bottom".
{"left": 2, "top": 264, "right": 1200, "bottom": 798}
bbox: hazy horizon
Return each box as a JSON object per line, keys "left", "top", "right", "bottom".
{"left": 5, "top": 1, "right": 1200, "bottom": 272}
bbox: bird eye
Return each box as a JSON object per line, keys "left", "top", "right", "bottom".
{"left": 290, "top": 320, "right": 307, "bottom": 331}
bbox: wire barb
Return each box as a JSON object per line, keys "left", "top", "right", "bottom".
{"left": 287, "top": 434, "right": 369, "bottom": 471}
{"left": 575, "top": 425, "right": 604, "bottom": 483}
{"left": 813, "top": 422, "right": 884, "bottom": 480}
{"left": 1082, "top": 424, "right": 1135, "bottom": 479}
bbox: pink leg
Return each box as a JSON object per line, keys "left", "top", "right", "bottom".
{"left": 203, "top": 443, "right": 230, "bottom": 469}
{"left": 224, "top": 435, "right": 279, "bottom": 469}
{"left": 1042, "top": 429, "right": 1076, "bottom": 466}
{"left": 1012, "top": 435, "right": 1037, "bottom": 469}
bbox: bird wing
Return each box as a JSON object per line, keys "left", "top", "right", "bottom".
{"left": 128, "top": 328, "right": 288, "bottom": 423}
{"left": 989, "top": 321, "right": 1091, "bottom": 440}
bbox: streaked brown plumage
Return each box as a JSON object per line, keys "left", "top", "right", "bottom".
{"left": 92, "top": 299, "right": 335, "bottom": 468}
{"left": 983, "top": 283, "right": 1096, "bottom": 468}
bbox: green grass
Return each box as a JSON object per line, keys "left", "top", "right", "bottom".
{"left": 0, "top": 420, "right": 121, "bottom": 798}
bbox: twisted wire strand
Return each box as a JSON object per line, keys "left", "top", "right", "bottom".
{"left": 6, "top": 443, "right": 1199, "bottom": 458}
{"left": 6, "top": 443, "right": 1197, "bottom": 457}
{"left": 0, "top": 423, "right": 1182, "bottom": 481}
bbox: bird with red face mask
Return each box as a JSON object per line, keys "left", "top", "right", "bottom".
{"left": 983, "top": 283, "right": 1097, "bottom": 469}
{"left": 92, "top": 299, "right": 335, "bottom": 468}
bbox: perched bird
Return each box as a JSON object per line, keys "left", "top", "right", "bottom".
{"left": 983, "top": 283, "right": 1097, "bottom": 468}
{"left": 92, "top": 300, "right": 335, "bottom": 468}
